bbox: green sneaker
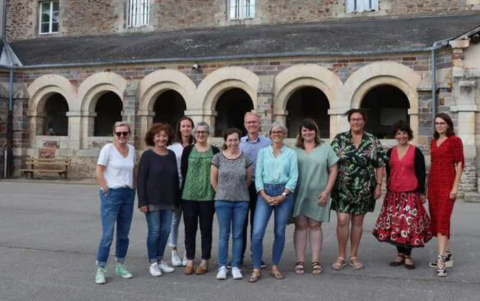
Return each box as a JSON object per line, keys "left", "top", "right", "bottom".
{"left": 115, "top": 264, "right": 133, "bottom": 279}
{"left": 95, "top": 268, "right": 106, "bottom": 284}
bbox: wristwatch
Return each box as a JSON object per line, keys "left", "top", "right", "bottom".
{"left": 281, "top": 192, "right": 289, "bottom": 198}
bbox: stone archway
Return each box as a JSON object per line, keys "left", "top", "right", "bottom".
{"left": 196, "top": 67, "right": 259, "bottom": 132}
{"left": 214, "top": 88, "right": 254, "bottom": 136}
{"left": 341, "top": 62, "right": 421, "bottom": 141}
{"left": 274, "top": 64, "right": 341, "bottom": 138}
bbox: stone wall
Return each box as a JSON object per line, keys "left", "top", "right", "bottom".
{"left": 6, "top": 0, "right": 480, "bottom": 40}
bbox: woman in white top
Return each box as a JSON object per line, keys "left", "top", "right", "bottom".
{"left": 167, "top": 116, "right": 195, "bottom": 267}
{"left": 94, "top": 122, "right": 136, "bottom": 285}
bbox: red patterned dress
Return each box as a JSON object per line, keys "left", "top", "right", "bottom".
{"left": 373, "top": 145, "right": 432, "bottom": 247}
{"left": 428, "top": 136, "right": 464, "bottom": 238}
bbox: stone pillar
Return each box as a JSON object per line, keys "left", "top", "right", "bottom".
{"left": 449, "top": 39, "right": 479, "bottom": 199}
{"left": 80, "top": 113, "right": 96, "bottom": 149}
{"left": 123, "top": 82, "right": 139, "bottom": 148}
{"left": 328, "top": 108, "right": 349, "bottom": 138}
{"left": 28, "top": 112, "right": 46, "bottom": 148}
{"left": 258, "top": 76, "right": 274, "bottom": 135}
{"left": 137, "top": 110, "right": 154, "bottom": 150}
{"left": 66, "top": 111, "right": 81, "bottom": 149}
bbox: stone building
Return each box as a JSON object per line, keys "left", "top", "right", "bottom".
{"left": 0, "top": 0, "right": 480, "bottom": 199}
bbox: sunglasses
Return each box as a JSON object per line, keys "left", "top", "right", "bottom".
{"left": 115, "top": 131, "right": 129, "bottom": 137}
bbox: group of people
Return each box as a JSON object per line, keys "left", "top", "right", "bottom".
{"left": 93, "top": 109, "right": 464, "bottom": 284}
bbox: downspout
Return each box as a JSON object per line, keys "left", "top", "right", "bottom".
{"left": 430, "top": 39, "right": 450, "bottom": 126}
{"left": 2, "top": 0, "right": 14, "bottom": 178}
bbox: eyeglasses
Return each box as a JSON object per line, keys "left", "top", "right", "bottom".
{"left": 271, "top": 131, "right": 284, "bottom": 135}
{"left": 435, "top": 122, "right": 447, "bottom": 126}
{"left": 195, "top": 131, "right": 208, "bottom": 135}
{"left": 115, "top": 131, "right": 129, "bottom": 137}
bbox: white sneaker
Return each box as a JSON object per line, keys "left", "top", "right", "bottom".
{"left": 159, "top": 261, "right": 175, "bottom": 273}
{"left": 216, "top": 266, "right": 228, "bottom": 280}
{"left": 171, "top": 251, "right": 183, "bottom": 267}
{"left": 149, "top": 262, "right": 162, "bottom": 277}
{"left": 232, "top": 267, "right": 243, "bottom": 280}
{"left": 182, "top": 252, "right": 188, "bottom": 267}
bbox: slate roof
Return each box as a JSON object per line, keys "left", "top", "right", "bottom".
{"left": 9, "top": 13, "right": 480, "bottom": 66}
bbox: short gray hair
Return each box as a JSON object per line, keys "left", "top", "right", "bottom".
{"left": 193, "top": 122, "right": 211, "bottom": 135}
{"left": 268, "top": 121, "right": 288, "bottom": 135}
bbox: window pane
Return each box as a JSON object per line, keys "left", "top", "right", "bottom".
{"left": 41, "top": 2, "right": 50, "bottom": 13}
{"left": 41, "top": 12, "right": 50, "bottom": 23}
{"left": 52, "top": 22, "right": 59, "bottom": 33}
{"left": 41, "top": 23, "right": 50, "bottom": 33}
{"left": 53, "top": 1, "right": 59, "bottom": 11}
{"left": 53, "top": 11, "right": 60, "bottom": 23}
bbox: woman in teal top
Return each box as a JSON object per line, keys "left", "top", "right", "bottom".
{"left": 180, "top": 122, "right": 220, "bottom": 276}
{"left": 249, "top": 122, "right": 298, "bottom": 283}
{"left": 292, "top": 119, "right": 338, "bottom": 275}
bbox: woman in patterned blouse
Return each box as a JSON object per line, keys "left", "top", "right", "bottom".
{"left": 330, "top": 109, "right": 387, "bottom": 270}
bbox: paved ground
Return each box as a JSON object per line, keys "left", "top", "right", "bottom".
{"left": 0, "top": 180, "right": 479, "bottom": 301}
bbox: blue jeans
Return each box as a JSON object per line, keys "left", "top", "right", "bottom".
{"left": 215, "top": 201, "right": 249, "bottom": 268}
{"left": 169, "top": 207, "right": 182, "bottom": 248}
{"left": 96, "top": 187, "right": 135, "bottom": 268}
{"left": 146, "top": 209, "right": 173, "bottom": 263}
{"left": 252, "top": 184, "right": 294, "bottom": 269}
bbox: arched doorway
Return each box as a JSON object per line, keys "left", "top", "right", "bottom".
{"left": 360, "top": 85, "right": 410, "bottom": 139}
{"left": 286, "top": 87, "right": 330, "bottom": 138}
{"left": 214, "top": 88, "right": 254, "bottom": 137}
{"left": 94, "top": 92, "right": 123, "bottom": 136}
{"left": 43, "top": 93, "right": 69, "bottom": 136}
{"left": 153, "top": 90, "right": 186, "bottom": 129}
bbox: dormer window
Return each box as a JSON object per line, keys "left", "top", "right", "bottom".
{"left": 39, "top": 1, "right": 59, "bottom": 34}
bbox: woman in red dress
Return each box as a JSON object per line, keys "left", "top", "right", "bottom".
{"left": 373, "top": 121, "right": 432, "bottom": 270}
{"left": 428, "top": 113, "right": 464, "bottom": 277}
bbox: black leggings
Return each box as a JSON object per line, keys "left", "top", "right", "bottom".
{"left": 182, "top": 200, "right": 215, "bottom": 260}
{"left": 396, "top": 246, "right": 412, "bottom": 256}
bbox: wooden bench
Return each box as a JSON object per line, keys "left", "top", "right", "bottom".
{"left": 21, "top": 158, "right": 71, "bottom": 179}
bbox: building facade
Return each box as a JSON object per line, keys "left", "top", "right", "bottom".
{"left": 0, "top": 0, "right": 480, "bottom": 200}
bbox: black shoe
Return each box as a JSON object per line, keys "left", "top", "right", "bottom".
{"left": 261, "top": 261, "right": 267, "bottom": 269}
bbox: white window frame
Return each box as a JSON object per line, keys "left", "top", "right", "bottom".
{"left": 127, "top": 0, "right": 150, "bottom": 28}
{"left": 229, "top": 0, "right": 256, "bottom": 20}
{"left": 39, "top": 1, "right": 59, "bottom": 35}
{"left": 346, "top": 0, "right": 378, "bottom": 13}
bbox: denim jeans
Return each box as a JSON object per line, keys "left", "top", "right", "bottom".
{"left": 146, "top": 209, "right": 173, "bottom": 263}
{"left": 252, "top": 184, "right": 294, "bottom": 269}
{"left": 169, "top": 207, "right": 182, "bottom": 248}
{"left": 215, "top": 201, "right": 249, "bottom": 268}
{"left": 96, "top": 187, "right": 135, "bottom": 268}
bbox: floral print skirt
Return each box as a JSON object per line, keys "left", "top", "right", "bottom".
{"left": 373, "top": 191, "right": 432, "bottom": 247}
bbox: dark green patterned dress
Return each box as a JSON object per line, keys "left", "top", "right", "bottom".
{"left": 331, "top": 131, "right": 387, "bottom": 214}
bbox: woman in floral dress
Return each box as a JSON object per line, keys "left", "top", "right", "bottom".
{"left": 428, "top": 113, "right": 464, "bottom": 277}
{"left": 372, "top": 121, "right": 432, "bottom": 270}
{"left": 331, "top": 109, "right": 387, "bottom": 270}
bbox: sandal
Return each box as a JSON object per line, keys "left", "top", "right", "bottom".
{"left": 270, "top": 266, "right": 285, "bottom": 280}
{"left": 404, "top": 255, "right": 415, "bottom": 270}
{"left": 332, "top": 257, "right": 347, "bottom": 270}
{"left": 248, "top": 269, "right": 262, "bottom": 283}
{"left": 389, "top": 254, "right": 405, "bottom": 267}
{"left": 294, "top": 261, "right": 305, "bottom": 275}
{"left": 436, "top": 254, "right": 447, "bottom": 277}
{"left": 349, "top": 257, "right": 364, "bottom": 270}
{"left": 312, "top": 262, "right": 323, "bottom": 275}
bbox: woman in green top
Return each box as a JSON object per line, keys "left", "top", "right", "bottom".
{"left": 330, "top": 109, "right": 387, "bottom": 270}
{"left": 180, "top": 122, "right": 220, "bottom": 276}
{"left": 292, "top": 119, "right": 339, "bottom": 275}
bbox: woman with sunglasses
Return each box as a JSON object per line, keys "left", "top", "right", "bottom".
{"left": 181, "top": 122, "right": 220, "bottom": 275}
{"left": 94, "top": 122, "right": 136, "bottom": 285}
{"left": 167, "top": 116, "right": 195, "bottom": 267}
{"left": 137, "top": 123, "right": 178, "bottom": 277}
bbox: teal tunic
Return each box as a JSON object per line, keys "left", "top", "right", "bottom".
{"left": 292, "top": 144, "right": 339, "bottom": 222}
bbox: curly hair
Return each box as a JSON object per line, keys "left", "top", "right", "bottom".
{"left": 144, "top": 123, "right": 175, "bottom": 147}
